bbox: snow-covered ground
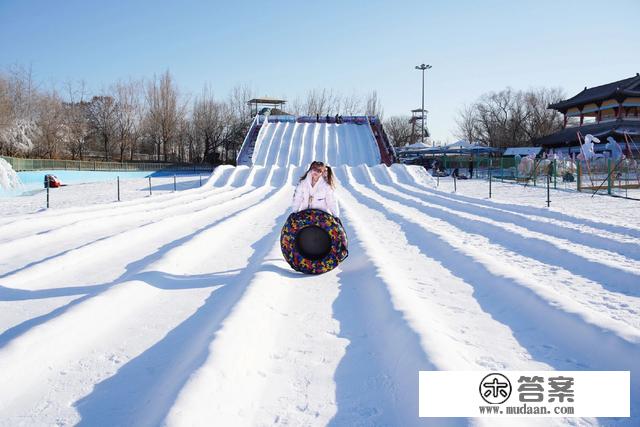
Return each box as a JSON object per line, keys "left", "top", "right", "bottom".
{"left": 1, "top": 172, "right": 208, "bottom": 216}
{"left": 0, "top": 121, "right": 639, "bottom": 426}
{"left": 433, "top": 176, "right": 640, "bottom": 229}
{"left": 0, "top": 158, "right": 22, "bottom": 197}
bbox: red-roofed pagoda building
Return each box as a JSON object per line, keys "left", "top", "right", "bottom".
{"left": 536, "top": 73, "right": 640, "bottom": 151}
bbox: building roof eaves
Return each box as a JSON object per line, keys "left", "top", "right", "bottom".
{"left": 549, "top": 74, "right": 640, "bottom": 111}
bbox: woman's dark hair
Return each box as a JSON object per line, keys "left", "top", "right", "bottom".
{"left": 299, "top": 161, "right": 325, "bottom": 182}
{"left": 324, "top": 166, "right": 335, "bottom": 188}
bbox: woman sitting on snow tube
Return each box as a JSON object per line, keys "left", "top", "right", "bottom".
{"left": 281, "top": 162, "right": 348, "bottom": 274}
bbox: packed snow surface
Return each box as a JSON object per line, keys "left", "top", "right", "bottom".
{"left": 0, "top": 158, "right": 22, "bottom": 191}
{"left": 0, "top": 172, "right": 206, "bottom": 215}
{"left": 250, "top": 120, "right": 381, "bottom": 166}
{"left": 0, "top": 121, "right": 639, "bottom": 426}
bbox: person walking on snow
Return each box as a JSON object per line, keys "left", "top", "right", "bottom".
{"left": 292, "top": 161, "right": 340, "bottom": 217}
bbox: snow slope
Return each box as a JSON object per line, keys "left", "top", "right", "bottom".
{"left": 0, "top": 158, "right": 22, "bottom": 192}
{"left": 0, "top": 122, "right": 639, "bottom": 426}
{"left": 251, "top": 120, "right": 380, "bottom": 167}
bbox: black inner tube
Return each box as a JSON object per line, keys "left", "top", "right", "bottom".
{"left": 295, "top": 225, "right": 332, "bottom": 260}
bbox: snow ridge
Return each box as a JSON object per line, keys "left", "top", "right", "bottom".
{"left": 0, "top": 157, "right": 22, "bottom": 191}
{"left": 251, "top": 121, "right": 380, "bottom": 167}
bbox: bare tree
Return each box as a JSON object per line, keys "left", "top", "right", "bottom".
{"left": 289, "top": 89, "right": 378, "bottom": 117}
{"left": 7, "top": 64, "right": 38, "bottom": 121}
{"left": 364, "top": 90, "right": 383, "bottom": 119}
{"left": 61, "top": 80, "right": 90, "bottom": 160}
{"left": 129, "top": 84, "right": 146, "bottom": 162}
{"left": 456, "top": 87, "right": 564, "bottom": 148}
{"left": 227, "top": 84, "right": 252, "bottom": 118}
{"left": 224, "top": 85, "right": 253, "bottom": 161}
{"left": 0, "top": 66, "right": 40, "bottom": 156}
{"left": 341, "top": 92, "right": 361, "bottom": 116}
{"left": 87, "top": 94, "right": 117, "bottom": 160}
{"left": 301, "top": 89, "right": 321, "bottom": 116}
{"left": 455, "top": 104, "right": 479, "bottom": 144}
{"left": 384, "top": 115, "right": 414, "bottom": 147}
{"left": 145, "top": 70, "right": 185, "bottom": 161}
{"left": 0, "top": 74, "right": 13, "bottom": 155}
{"left": 113, "top": 79, "right": 142, "bottom": 162}
{"left": 174, "top": 117, "right": 195, "bottom": 162}
{"left": 34, "top": 90, "right": 64, "bottom": 159}
{"left": 221, "top": 105, "right": 249, "bottom": 163}
{"left": 0, "top": 75, "right": 10, "bottom": 155}
{"left": 296, "top": 88, "right": 342, "bottom": 116}
{"left": 192, "top": 87, "right": 226, "bottom": 164}
{"left": 522, "top": 87, "right": 565, "bottom": 141}
{"left": 0, "top": 75, "right": 12, "bottom": 129}
{"left": 287, "top": 95, "right": 307, "bottom": 116}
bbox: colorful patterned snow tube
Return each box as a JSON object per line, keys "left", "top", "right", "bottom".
{"left": 280, "top": 209, "right": 348, "bottom": 275}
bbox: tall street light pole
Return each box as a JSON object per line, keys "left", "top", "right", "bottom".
{"left": 415, "top": 63, "right": 432, "bottom": 145}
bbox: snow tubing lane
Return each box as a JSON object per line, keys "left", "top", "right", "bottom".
{"left": 281, "top": 209, "right": 348, "bottom": 274}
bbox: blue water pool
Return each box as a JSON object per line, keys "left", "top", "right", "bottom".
{"left": 1, "top": 170, "right": 206, "bottom": 197}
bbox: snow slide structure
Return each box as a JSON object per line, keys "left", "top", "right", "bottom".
{"left": 241, "top": 115, "right": 390, "bottom": 275}
{"left": 0, "top": 115, "right": 639, "bottom": 426}
{"left": 236, "top": 114, "right": 396, "bottom": 167}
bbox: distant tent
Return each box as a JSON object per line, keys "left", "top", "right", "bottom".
{"left": 404, "top": 141, "right": 430, "bottom": 149}
{"left": 442, "top": 140, "right": 499, "bottom": 154}
{"left": 503, "top": 147, "right": 542, "bottom": 157}
{"left": 469, "top": 145, "right": 501, "bottom": 154}
{"left": 445, "top": 140, "right": 475, "bottom": 150}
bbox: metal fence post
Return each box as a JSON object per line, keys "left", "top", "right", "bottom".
{"left": 117, "top": 176, "right": 120, "bottom": 202}
{"left": 453, "top": 175, "right": 457, "bottom": 193}
{"left": 577, "top": 161, "right": 582, "bottom": 192}
{"left": 626, "top": 165, "right": 629, "bottom": 198}
{"left": 475, "top": 156, "right": 479, "bottom": 179}
{"left": 46, "top": 179, "right": 50, "bottom": 209}
{"left": 489, "top": 169, "right": 492, "bottom": 198}
{"left": 174, "top": 174, "right": 177, "bottom": 192}
{"left": 199, "top": 173, "right": 202, "bottom": 187}
{"left": 607, "top": 158, "right": 612, "bottom": 195}
{"left": 148, "top": 177, "right": 152, "bottom": 196}
{"left": 547, "top": 174, "right": 551, "bottom": 207}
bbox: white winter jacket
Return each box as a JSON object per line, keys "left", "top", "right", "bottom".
{"left": 291, "top": 175, "right": 340, "bottom": 217}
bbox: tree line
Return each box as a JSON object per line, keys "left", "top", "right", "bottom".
{"left": 455, "top": 87, "right": 565, "bottom": 149}
{"left": 383, "top": 87, "right": 566, "bottom": 149}
{"left": 0, "top": 67, "right": 253, "bottom": 164}
{"left": 1, "top": 65, "right": 564, "bottom": 158}
{"left": 0, "top": 66, "right": 384, "bottom": 164}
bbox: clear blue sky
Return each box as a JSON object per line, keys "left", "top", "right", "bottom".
{"left": 1, "top": 0, "right": 639, "bottom": 142}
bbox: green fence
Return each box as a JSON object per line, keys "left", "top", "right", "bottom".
{"left": 432, "top": 155, "right": 579, "bottom": 189}
{"left": 1, "top": 156, "right": 214, "bottom": 172}
{"left": 573, "top": 158, "right": 640, "bottom": 195}
{"left": 433, "top": 155, "right": 639, "bottom": 195}
{"left": 439, "top": 156, "right": 520, "bottom": 181}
